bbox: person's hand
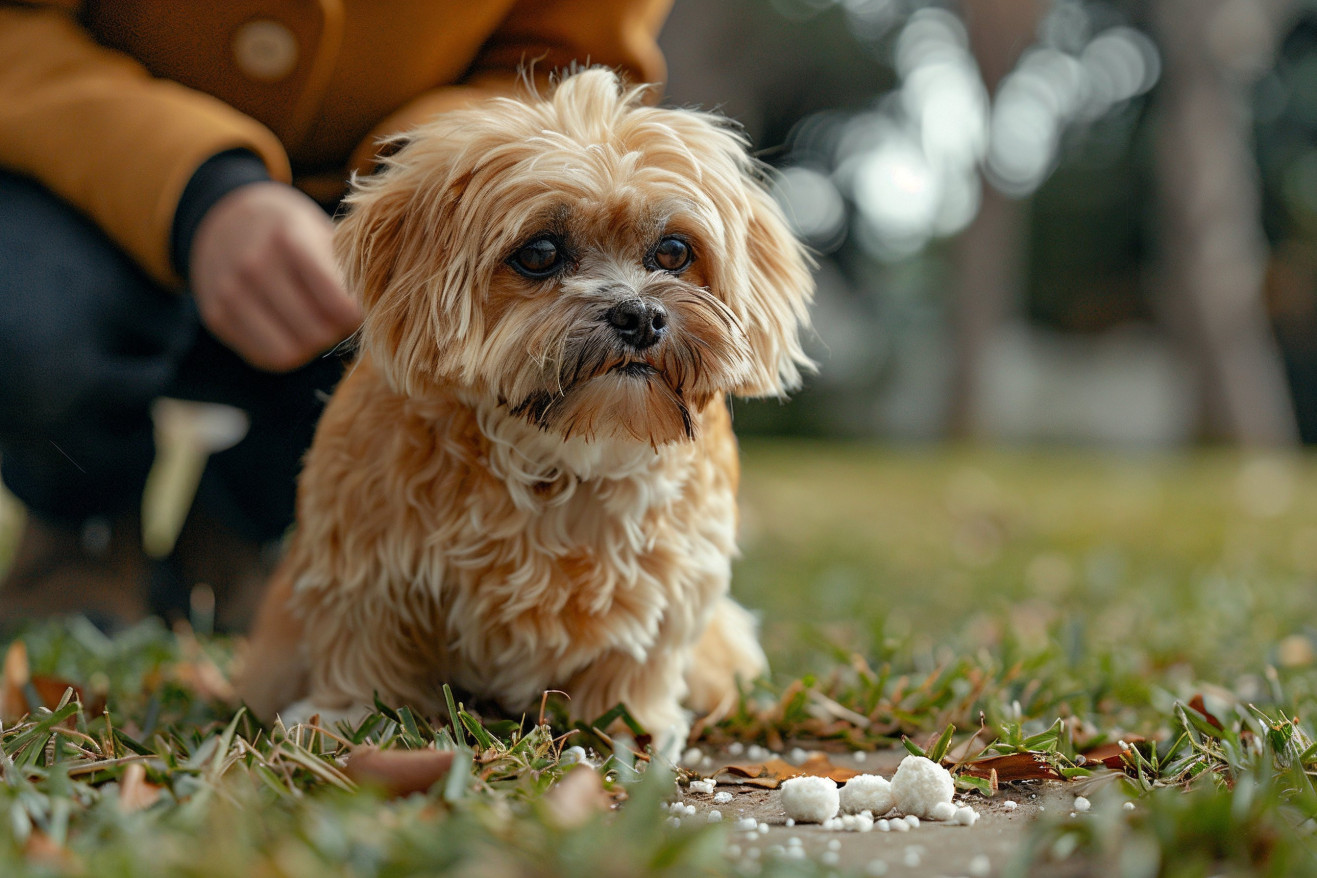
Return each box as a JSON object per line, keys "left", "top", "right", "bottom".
{"left": 189, "top": 182, "right": 362, "bottom": 372}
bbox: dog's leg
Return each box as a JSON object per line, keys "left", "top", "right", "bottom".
{"left": 567, "top": 645, "right": 693, "bottom": 762}
{"left": 235, "top": 564, "right": 310, "bottom": 720}
{"left": 683, "top": 596, "right": 768, "bottom": 719}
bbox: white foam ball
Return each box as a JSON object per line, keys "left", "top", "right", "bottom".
{"left": 839, "top": 774, "right": 895, "bottom": 816}
{"left": 890, "top": 755, "right": 955, "bottom": 818}
{"left": 930, "top": 801, "right": 957, "bottom": 822}
{"left": 779, "top": 776, "right": 840, "bottom": 823}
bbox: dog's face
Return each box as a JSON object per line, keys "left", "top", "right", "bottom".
{"left": 337, "top": 69, "right": 813, "bottom": 446}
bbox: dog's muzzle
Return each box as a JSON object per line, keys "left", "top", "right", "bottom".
{"left": 605, "top": 299, "right": 668, "bottom": 350}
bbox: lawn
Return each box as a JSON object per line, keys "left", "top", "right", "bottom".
{"left": 3, "top": 443, "right": 1317, "bottom": 876}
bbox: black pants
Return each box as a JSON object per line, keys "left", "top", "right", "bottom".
{"left": 0, "top": 170, "right": 345, "bottom": 542}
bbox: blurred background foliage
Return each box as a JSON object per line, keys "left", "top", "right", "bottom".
{"left": 660, "top": 0, "right": 1317, "bottom": 446}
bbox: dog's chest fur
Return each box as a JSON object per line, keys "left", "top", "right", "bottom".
{"left": 290, "top": 358, "right": 738, "bottom": 713}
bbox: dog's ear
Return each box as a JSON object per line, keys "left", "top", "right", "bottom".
{"left": 730, "top": 173, "right": 816, "bottom": 398}
{"left": 666, "top": 113, "right": 815, "bottom": 398}
{"left": 334, "top": 133, "right": 487, "bottom": 397}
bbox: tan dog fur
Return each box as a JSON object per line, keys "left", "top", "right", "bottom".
{"left": 238, "top": 69, "right": 813, "bottom": 751}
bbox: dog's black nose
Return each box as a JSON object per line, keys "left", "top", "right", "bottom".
{"left": 606, "top": 299, "right": 668, "bottom": 350}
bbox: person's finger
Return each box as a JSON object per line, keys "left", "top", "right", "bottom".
{"left": 225, "top": 291, "right": 310, "bottom": 372}
{"left": 285, "top": 229, "right": 362, "bottom": 332}
{"left": 245, "top": 256, "right": 343, "bottom": 356}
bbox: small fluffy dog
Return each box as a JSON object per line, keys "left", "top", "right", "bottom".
{"left": 238, "top": 69, "right": 813, "bottom": 752}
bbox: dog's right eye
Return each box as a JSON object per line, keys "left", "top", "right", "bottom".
{"left": 509, "top": 237, "right": 563, "bottom": 279}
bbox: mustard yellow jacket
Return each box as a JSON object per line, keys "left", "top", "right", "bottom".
{"left": 0, "top": 0, "right": 671, "bottom": 286}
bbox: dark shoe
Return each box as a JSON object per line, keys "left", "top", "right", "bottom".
{"left": 0, "top": 512, "right": 150, "bottom": 632}
{"left": 151, "top": 509, "right": 281, "bottom": 633}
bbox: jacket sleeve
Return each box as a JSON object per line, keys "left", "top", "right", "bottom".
{"left": 347, "top": 0, "right": 672, "bottom": 174}
{"left": 0, "top": 6, "right": 292, "bottom": 287}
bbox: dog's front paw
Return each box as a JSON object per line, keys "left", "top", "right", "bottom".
{"left": 279, "top": 699, "right": 375, "bottom": 730}
{"left": 650, "top": 714, "right": 694, "bottom": 766}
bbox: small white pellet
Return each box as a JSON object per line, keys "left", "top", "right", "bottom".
{"left": 689, "top": 779, "right": 717, "bottom": 795}
{"left": 865, "top": 860, "right": 889, "bottom": 876}
{"left": 665, "top": 816, "right": 681, "bottom": 828}
{"left": 758, "top": 822, "right": 769, "bottom": 835}
{"left": 968, "top": 854, "right": 991, "bottom": 877}
{"left": 876, "top": 819, "right": 890, "bottom": 832}
{"left": 854, "top": 751, "right": 868, "bottom": 763}
{"left": 821, "top": 851, "right": 840, "bottom": 866}
{"left": 736, "top": 818, "right": 758, "bottom": 832}
{"left": 708, "top": 811, "right": 723, "bottom": 823}
{"left": 954, "top": 806, "right": 979, "bottom": 826}
{"left": 904, "top": 815, "right": 920, "bottom": 829}
{"left": 714, "top": 791, "right": 733, "bottom": 804}
{"left": 1074, "top": 796, "right": 1091, "bottom": 812}
{"left": 827, "top": 839, "right": 841, "bottom": 851}
{"left": 930, "top": 801, "right": 957, "bottom": 822}
{"left": 1123, "top": 801, "right": 1136, "bottom": 811}
{"left": 1002, "top": 800, "right": 1018, "bottom": 811}
{"left": 890, "top": 817, "right": 910, "bottom": 832}
{"left": 903, "top": 849, "right": 922, "bottom": 867}
{"left": 784, "top": 817, "right": 794, "bottom": 827}
{"left": 728, "top": 742, "right": 745, "bottom": 756}
{"left": 786, "top": 837, "right": 802, "bottom": 848}
{"left": 681, "top": 747, "right": 703, "bottom": 766}
{"left": 788, "top": 747, "right": 810, "bottom": 764}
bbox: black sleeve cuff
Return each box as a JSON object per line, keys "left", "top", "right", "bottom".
{"left": 170, "top": 149, "right": 272, "bottom": 280}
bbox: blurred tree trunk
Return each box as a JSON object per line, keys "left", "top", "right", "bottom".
{"left": 1152, "top": 0, "right": 1299, "bottom": 444}
{"left": 948, "top": 0, "right": 1046, "bottom": 438}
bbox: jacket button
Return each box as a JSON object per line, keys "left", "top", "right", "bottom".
{"left": 232, "top": 19, "right": 299, "bottom": 81}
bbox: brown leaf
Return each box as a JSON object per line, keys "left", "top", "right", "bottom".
{"left": 544, "top": 765, "right": 611, "bottom": 828}
{"left": 2, "top": 640, "right": 90, "bottom": 724}
{"left": 118, "top": 762, "right": 162, "bottom": 813}
{"left": 957, "top": 752, "right": 1065, "bottom": 782}
{"left": 1188, "top": 695, "right": 1225, "bottom": 731}
{"left": 172, "top": 626, "right": 235, "bottom": 702}
{"left": 1082, "top": 736, "right": 1147, "bottom": 770}
{"left": 717, "top": 753, "right": 860, "bottom": 789}
{"left": 343, "top": 746, "right": 455, "bottom": 797}
{"left": 23, "top": 829, "right": 78, "bottom": 870}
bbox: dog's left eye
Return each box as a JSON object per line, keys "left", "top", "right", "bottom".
{"left": 650, "top": 236, "right": 693, "bottom": 273}
{"left": 509, "top": 237, "right": 564, "bottom": 278}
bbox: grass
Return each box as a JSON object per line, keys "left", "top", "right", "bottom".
{"left": 3, "top": 443, "right": 1317, "bottom": 875}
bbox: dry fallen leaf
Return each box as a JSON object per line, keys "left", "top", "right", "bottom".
{"left": 343, "top": 746, "right": 455, "bottom": 797}
{"left": 718, "top": 753, "right": 861, "bottom": 789}
{"left": 1188, "top": 694, "right": 1225, "bottom": 730}
{"left": 23, "top": 829, "right": 78, "bottom": 870}
{"left": 172, "top": 625, "right": 236, "bottom": 703}
{"left": 1082, "top": 736, "right": 1147, "bottom": 771}
{"left": 2, "top": 640, "right": 88, "bottom": 723}
{"left": 118, "top": 762, "right": 162, "bottom": 813}
{"left": 544, "top": 765, "right": 611, "bottom": 828}
{"left": 957, "top": 752, "right": 1065, "bottom": 782}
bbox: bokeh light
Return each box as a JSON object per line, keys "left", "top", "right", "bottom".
{"left": 770, "top": 0, "right": 1161, "bottom": 261}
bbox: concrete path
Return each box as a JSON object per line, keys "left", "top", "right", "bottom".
{"left": 673, "top": 747, "right": 1091, "bottom": 877}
